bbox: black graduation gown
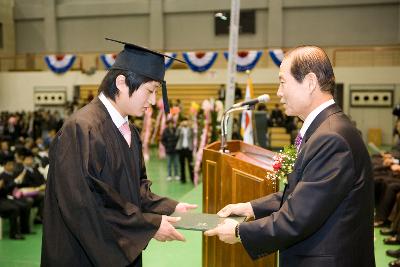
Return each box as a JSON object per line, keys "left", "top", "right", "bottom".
{"left": 41, "top": 98, "right": 178, "bottom": 267}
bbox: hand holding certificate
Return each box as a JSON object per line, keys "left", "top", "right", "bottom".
{"left": 202, "top": 202, "right": 254, "bottom": 244}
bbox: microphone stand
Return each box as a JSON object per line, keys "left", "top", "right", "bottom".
{"left": 219, "top": 105, "right": 253, "bottom": 153}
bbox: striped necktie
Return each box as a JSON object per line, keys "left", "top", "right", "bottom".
{"left": 119, "top": 122, "right": 131, "bottom": 147}
{"left": 294, "top": 133, "right": 303, "bottom": 153}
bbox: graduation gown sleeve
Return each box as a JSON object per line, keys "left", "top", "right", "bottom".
{"left": 48, "top": 119, "right": 163, "bottom": 266}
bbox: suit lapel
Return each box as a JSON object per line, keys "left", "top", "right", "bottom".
{"left": 281, "top": 104, "right": 342, "bottom": 207}
{"left": 302, "top": 104, "right": 342, "bottom": 147}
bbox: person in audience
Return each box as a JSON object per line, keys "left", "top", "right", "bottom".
{"left": 217, "top": 84, "right": 226, "bottom": 102}
{"left": 204, "top": 45, "right": 375, "bottom": 267}
{"left": 41, "top": 39, "right": 197, "bottom": 267}
{"left": 393, "top": 119, "right": 400, "bottom": 148}
{"left": 234, "top": 83, "right": 243, "bottom": 101}
{"left": 175, "top": 117, "right": 194, "bottom": 184}
{"left": 382, "top": 192, "right": 400, "bottom": 267}
{"left": 0, "top": 160, "right": 33, "bottom": 239}
{"left": 0, "top": 140, "right": 13, "bottom": 165}
{"left": 231, "top": 119, "right": 243, "bottom": 141}
{"left": 375, "top": 178, "right": 400, "bottom": 229}
{"left": 161, "top": 119, "right": 180, "bottom": 181}
{"left": 16, "top": 150, "right": 45, "bottom": 224}
{"left": 270, "top": 103, "right": 285, "bottom": 127}
{"left": 43, "top": 129, "right": 57, "bottom": 149}
{"left": 374, "top": 154, "right": 400, "bottom": 226}
{"left": 13, "top": 149, "right": 25, "bottom": 176}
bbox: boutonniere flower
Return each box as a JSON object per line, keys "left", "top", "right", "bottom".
{"left": 267, "top": 145, "right": 297, "bottom": 186}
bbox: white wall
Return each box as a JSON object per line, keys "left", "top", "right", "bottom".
{"left": 1, "top": 66, "right": 399, "bottom": 144}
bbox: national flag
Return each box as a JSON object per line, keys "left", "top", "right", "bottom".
{"left": 240, "top": 77, "right": 254, "bottom": 144}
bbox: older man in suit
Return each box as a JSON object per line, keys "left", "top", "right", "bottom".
{"left": 205, "top": 46, "right": 375, "bottom": 267}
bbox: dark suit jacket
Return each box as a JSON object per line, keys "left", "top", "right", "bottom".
{"left": 239, "top": 104, "right": 375, "bottom": 267}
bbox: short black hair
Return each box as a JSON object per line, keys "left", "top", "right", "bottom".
{"left": 286, "top": 46, "right": 335, "bottom": 95}
{"left": 98, "top": 69, "right": 154, "bottom": 101}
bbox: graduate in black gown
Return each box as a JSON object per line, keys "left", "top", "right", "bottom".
{"left": 41, "top": 39, "right": 197, "bottom": 267}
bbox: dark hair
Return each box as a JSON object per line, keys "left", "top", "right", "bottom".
{"left": 286, "top": 46, "right": 335, "bottom": 95}
{"left": 98, "top": 69, "right": 154, "bottom": 101}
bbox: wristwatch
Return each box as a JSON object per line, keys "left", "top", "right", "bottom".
{"left": 235, "top": 223, "right": 241, "bottom": 242}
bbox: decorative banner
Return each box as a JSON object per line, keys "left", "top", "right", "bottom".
{"left": 44, "top": 54, "right": 76, "bottom": 74}
{"left": 224, "top": 50, "right": 263, "bottom": 72}
{"left": 269, "top": 49, "right": 284, "bottom": 67}
{"left": 164, "top": 52, "right": 177, "bottom": 69}
{"left": 100, "top": 53, "right": 117, "bottom": 69}
{"left": 151, "top": 99, "right": 167, "bottom": 159}
{"left": 182, "top": 51, "right": 218, "bottom": 72}
{"left": 193, "top": 99, "right": 212, "bottom": 186}
{"left": 141, "top": 106, "right": 153, "bottom": 162}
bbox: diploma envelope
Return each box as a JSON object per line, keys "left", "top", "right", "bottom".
{"left": 170, "top": 212, "right": 246, "bottom": 231}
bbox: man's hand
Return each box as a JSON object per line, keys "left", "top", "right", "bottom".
{"left": 391, "top": 164, "right": 400, "bottom": 172}
{"left": 217, "top": 202, "right": 254, "bottom": 218}
{"left": 174, "top": 202, "right": 198, "bottom": 213}
{"left": 0, "top": 179, "right": 4, "bottom": 189}
{"left": 204, "top": 218, "right": 240, "bottom": 244}
{"left": 384, "top": 158, "right": 395, "bottom": 166}
{"left": 14, "top": 168, "right": 26, "bottom": 184}
{"left": 153, "top": 215, "right": 185, "bottom": 242}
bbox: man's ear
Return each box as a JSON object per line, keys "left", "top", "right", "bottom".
{"left": 305, "top": 72, "right": 318, "bottom": 93}
{"left": 115, "top": 75, "right": 127, "bottom": 93}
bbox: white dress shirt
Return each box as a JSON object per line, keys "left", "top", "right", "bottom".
{"left": 299, "top": 99, "right": 335, "bottom": 138}
{"left": 99, "top": 92, "right": 128, "bottom": 129}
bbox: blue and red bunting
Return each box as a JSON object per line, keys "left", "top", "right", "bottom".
{"left": 182, "top": 51, "right": 218, "bottom": 72}
{"left": 44, "top": 54, "right": 76, "bottom": 74}
{"left": 224, "top": 50, "right": 263, "bottom": 72}
{"left": 100, "top": 53, "right": 117, "bottom": 69}
{"left": 164, "top": 52, "right": 177, "bottom": 69}
{"left": 268, "top": 49, "right": 284, "bottom": 67}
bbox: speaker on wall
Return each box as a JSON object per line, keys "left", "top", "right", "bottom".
{"left": 34, "top": 91, "right": 66, "bottom": 105}
{"left": 350, "top": 90, "right": 393, "bottom": 107}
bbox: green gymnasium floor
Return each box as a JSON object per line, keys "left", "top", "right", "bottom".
{"left": 0, "top": 148, "right": 395, "bottom": 267}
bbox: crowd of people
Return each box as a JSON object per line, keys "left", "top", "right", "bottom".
{"left": 372, "top": 120, "right": 400, "bottom": 267}
{"left": 0, "top": 110, "right": 61, "bottom": 240}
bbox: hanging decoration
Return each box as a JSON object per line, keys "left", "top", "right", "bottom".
{"left": 44, "top": 54, "right": 76, "bottom": 74}
{"left": 182, "top": 51, "right": 218, "bottom": 72}
{"left": 151, "top": 99, "right": 167, "bottom": 159}
{"left": 193, "top": 99, "right": 212, "bottom": 186}
{"left": 100, "top": 53, "right": 117, "bottom": 69}
{"left": 224, "top": 50, "right": 263, "bottom": 72}
{"left": 189, "top": 102, "right": 200, "bottom": 161}
{"left": 141, "top": 106, "right": 153, "bottom": 162}
{"left": 269, "top": 49, "right": 284, "bottom": 67}
{"left": 164, "top": 52, "right": 177, "bottom": 69}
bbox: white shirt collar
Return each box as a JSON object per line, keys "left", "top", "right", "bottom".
{"left": 299, "top": 99, "right": 335, "bottom": 138}
{"left": 99, "top": 92, "right": 128, "bottom": 128}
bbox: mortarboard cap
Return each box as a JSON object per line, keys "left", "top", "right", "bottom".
{"left": 105, "top": 38, "right": 185, "bottom": 114}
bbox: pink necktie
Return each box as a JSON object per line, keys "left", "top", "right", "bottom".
{"left": 119, "top": 122, "right": 131, "bottom": 147}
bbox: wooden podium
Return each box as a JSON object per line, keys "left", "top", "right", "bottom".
{"left": 202, "top": 140, "right": 278, "bottom": 267}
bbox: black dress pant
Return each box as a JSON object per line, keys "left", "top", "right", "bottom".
{"left": 0, "top": 199, "right": 23, "bottom": 238}
{"left": 375, "top": 175, "right": 399, "bottom": 208}
{"left": 376, "top": 182, "right": 400, "bottom": 221}
{"left": 178, "top": 148, "right": 193, "bottom": 183}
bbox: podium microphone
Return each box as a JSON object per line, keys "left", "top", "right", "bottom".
{"left": 231, "top": 94, "right": 270, "bottom": 108}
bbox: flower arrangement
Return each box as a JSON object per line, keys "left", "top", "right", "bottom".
{"left": 267, "top": 145, "right": 297, "bottom": 186}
